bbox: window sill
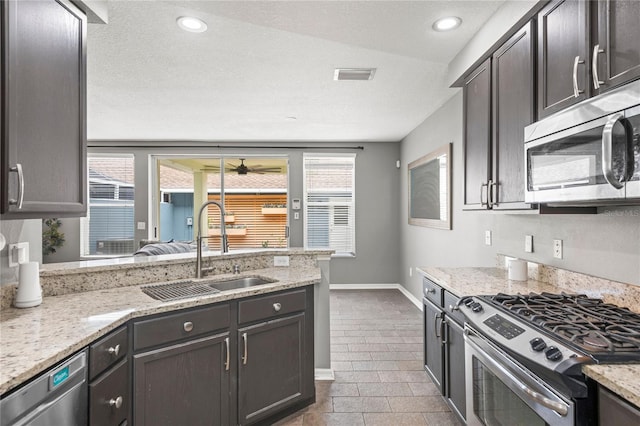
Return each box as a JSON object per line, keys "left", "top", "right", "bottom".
{"left": 331, "top": 253, "right": 356, "bottom": 259}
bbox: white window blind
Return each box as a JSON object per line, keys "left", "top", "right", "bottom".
{"left": 303, "top": 154, "right": 355, "bottom": 255}
{"left": 82, "top": 155, "right": 135, "bottom": 256}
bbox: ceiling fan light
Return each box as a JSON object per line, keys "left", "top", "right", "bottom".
{"left": 432, "top": 16, "right": 462, "bottom": 32}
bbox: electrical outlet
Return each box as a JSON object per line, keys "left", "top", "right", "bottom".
{"left": 8, "top": 242, "right": 29, "bottom": 267}
{"left": 274, "top": 256, "right": 290, "bottom": 267}
{"left": 294, "top": 212, "right": 300, "bottom": 220}
{"left": 525, "top": 235, "right": 533, "bottom": 253}
{"left": 485, "top": 230, "right": 492, "bottom": 246}
{"left": 553, "top": 239, "right": 563, "bottom": 259}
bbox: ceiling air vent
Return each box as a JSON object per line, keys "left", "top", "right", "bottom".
{"left": 334, "top": 68, "right": 376, "bottom": 81}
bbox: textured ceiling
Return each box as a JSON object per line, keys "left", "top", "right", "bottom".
{"left": 87, "top": 0, "right": 505, "bottom": 142}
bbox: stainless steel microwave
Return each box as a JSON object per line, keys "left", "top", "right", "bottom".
{"left": 524, "top": 79, "right": 640, "bottom": 205}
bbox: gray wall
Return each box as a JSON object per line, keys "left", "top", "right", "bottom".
{"left": 400, "top": 92, "right": 640, "bottom": 300}
{"left": 17, "top": 141, "right": 400, "bottom": 286}
{"left": 0, "top": 219, "right": 43, "bottom": 284}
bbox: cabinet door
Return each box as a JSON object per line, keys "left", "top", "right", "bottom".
{"left": 445, "top": 318, "right": 466, "bottom": 423}
{"left": 491, "top": 21, "right": 535, "bottom": 210}
{"left": 537, "top": 0, "right": 590, "bottom": 118}
{"left": 463, "top": 58, "right": 492, "bottom": 210}
{"left": 595, "top": 0, "right": 640, "bottom": 92}
{"left": 238, "top": 313, "right": 306, "bottom": 425}
{"left": 89, "top": 359, "right": 129, "bottom": 426}
{"left": 1, "top": 0, "right": 86, "bottom": 218}
{"left": 423, "top": 298, "right": 445, "bottom": 394}
{"left": 133, "top": 333, "right": 230, "bottom": 426}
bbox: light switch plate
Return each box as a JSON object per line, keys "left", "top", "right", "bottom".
{"left": 137, "top": 221, "right": 146, "bottom": 230}
{"left": 525, "top": 235, "right": 533, "bottom": 253}
{"left": 274, "top": 256, "right": 290, "bottom": 267}
{"left": 485, "top": 230, "right": 492, "bottom": 246}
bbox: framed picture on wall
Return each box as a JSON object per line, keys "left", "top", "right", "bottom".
{"left": 408, "top": 143, "right": 452, "bottom": 230}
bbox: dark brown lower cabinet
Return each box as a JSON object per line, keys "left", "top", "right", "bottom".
{"left": 423, "top": 278, "right": 466, "bottom": 424}
{"left": 133, "top": 333, "right": 231, "bottom": 426}
{"left": 89, "top": 358, "right": 130, "bottom": 426}
{"left": 238, "top": 313, "right": 307, "bottom": 425}
{"left": 598, "top": 385, "right": 640, "bottom": 425}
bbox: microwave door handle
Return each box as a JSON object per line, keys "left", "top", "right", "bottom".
{"left": 602, "top": 113, "right": 625, "bottom": 189}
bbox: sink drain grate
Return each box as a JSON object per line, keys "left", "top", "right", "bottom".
{"left": 141, "top": 280, "right": 220, "bottom": 301}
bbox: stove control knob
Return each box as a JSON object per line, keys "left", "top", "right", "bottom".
{"left": 530, "top": 337, "right": 547, "bottom": 352}
{"left": 471, "top": 302, "right": 483, "bottom": 313}
{"left": 464, "top": 298, "right": 474, "bottom": 307}
{"left": 545, "top": 346, "right": 563, "bottom": 362}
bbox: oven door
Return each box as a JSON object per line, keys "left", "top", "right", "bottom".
{"left": 524, "top": 112, "right": 632, "bottom": 204}
{"left": 464, "top": 325, "right": 574, "bottom": 426}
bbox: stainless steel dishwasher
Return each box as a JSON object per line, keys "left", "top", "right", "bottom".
{"left": 1, "top": 350, "right": 88, "bottom": 425}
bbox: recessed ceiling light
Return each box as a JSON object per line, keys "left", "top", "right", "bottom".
{"left": 177, "top": 16, "right": 208, "bottom": 33}
{"left": 432, "top": 16, "right": 462, "bottom": 32}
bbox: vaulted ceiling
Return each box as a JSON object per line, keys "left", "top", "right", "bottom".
{"left": 87, "top": 0, "right": 505, "bottom": 142}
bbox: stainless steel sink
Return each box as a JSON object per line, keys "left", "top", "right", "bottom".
{"left": 141, "top": 276, "right": 275, "bottom": 301}
{"left": 204, "top": 276, "right": 275, "bottom": 291}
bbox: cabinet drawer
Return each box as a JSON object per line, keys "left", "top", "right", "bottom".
{"left": 423, "top": 278, "right": 443, "bottom": 306}
{"left": 239, "top": 289, "right": 306, "bottom": 324}
{"left": 89, "top": 358, "right": 129, "bottom": 426}
{"left": 89, "top": 326, "right": 128, "bottom": 380}
{"left": 133, "top": 303, "right": 230, "bottom": 351}
{"left": 444, "top": 291, "right": 464, "bottom": 325}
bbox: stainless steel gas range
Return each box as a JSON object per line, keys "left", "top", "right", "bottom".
{"left": 460, "top": 292, "right": 640, "bottom": 426}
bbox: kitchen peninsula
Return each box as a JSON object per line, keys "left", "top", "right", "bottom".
{"left": 0, "top": 248, "right": 331, "bottom": 425}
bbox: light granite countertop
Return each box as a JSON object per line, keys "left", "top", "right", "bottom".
{"left": 418, "top": 263, "right": 640, "bottom": 410}
{"left": 583, "top": 364, "right": 640, "bottom": 408}
{"left": 0, "top": 265, "right": 320, "bottom": 396}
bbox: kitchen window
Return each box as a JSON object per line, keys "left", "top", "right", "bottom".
{"left": 303, "top": 154, "right": 356, "bottom": 256}
{"left": 81, "top": 155, "right": 135, "bottom": 256}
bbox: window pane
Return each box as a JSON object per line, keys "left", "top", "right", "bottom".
{"left": 84, "top": 156, "right": 135, "bottom": 256}
{"left": 303, "top": 154, "right": 355, "bottom": 255}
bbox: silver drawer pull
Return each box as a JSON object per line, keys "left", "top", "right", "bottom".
{"left": 108, "top": 396, "right": 123, "bottom": 409}
{"left": 273, "top": 302, "right": 282, "bottom": 312}
{"left": 425, "top": 288, "right": 436, "bottom": 294}
{"left": 107, "top": 344, "right": 120, "bottom": 357}
{"left": 183, "top": 321, "right": 194, "bottom": 332}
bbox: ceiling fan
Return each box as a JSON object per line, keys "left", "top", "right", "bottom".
{"left": 225, "top": 158, "right": 282, "bottom": 175}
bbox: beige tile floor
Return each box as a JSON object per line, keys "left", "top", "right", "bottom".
{"left": 275, "top": 289, "right": 463, "bottom": 426}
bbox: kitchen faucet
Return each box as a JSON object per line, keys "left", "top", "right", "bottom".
{"left": 196, "top": 200, "right": 228, "bottom": 278}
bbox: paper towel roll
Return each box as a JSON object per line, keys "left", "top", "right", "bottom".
{"left": 14, "top": 261, "right": 42, "bottom": 308}
{"left": 508, "top": 258, "right": 528, "bottom": 281}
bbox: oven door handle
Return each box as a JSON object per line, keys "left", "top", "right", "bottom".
{"left": 602, "top": 113, "right": 626, "bottom": 189}
{"left": 465, "top": 329, "right": 570, "bottom": 417}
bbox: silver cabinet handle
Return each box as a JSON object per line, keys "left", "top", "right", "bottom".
{"left": 242, "top": 332, "right": 248, "bottom": 365}
{"left": 273, "top": 302, "right": 282, "bottom": 312}
{"left": 425, "top": 288, "right": 436, "bottom": 295}
{"left": 480, "top": 182, "right": 488, "bottom": 207}
{"left": 592, "top": 44, "right": 604, "bottom": 90}
{"left": 107, "top": 344, "right": 120, "bottom": 357}
{"left": 433, "top": 312, "right": 442, "bottom": 339}
{"left": 224, "top": 337, "right": 230, "bottom": 371}
{"left": 602, "top": 113, "right": 626, "bottom": 189}
{"left": 489, "top": 180, "right": 497, "bottom": 208}
{"left": 572, "top": 56, "right": 585, "bottom": 98}
{"left": 183, "top": 321, "right": 194, "bottom": 332}
{"left": 8, "top": 163, "right": 24, "bottom": 209}
{"left": 108, "top": 396, "right": 123, "bottom": 409}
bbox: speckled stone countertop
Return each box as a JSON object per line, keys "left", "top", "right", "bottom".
{"left": 0, "top": 250, "right": 328, "bottom": 396}
{"left": 417, "top": 260, "right": 640, "bottom": 409}
{"left": 583, "top": 364, "right": 640, "bottom": 408}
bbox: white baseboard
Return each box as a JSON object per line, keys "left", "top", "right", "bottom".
{"left": 329, "top": 283, "right": 423, "bottom": 311}
{"left": 314, "top": 368, "right": 335, "bottom": 381}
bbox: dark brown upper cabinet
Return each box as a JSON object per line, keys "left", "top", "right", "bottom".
{"left": 492, "top": 21, "right": 536, "bottom": 210}
{"left": 1, "top": 0, "right": 87, "bottom": 219}
{"left": 463, "top": 21, "right": 535, "bottom": 211}
{"left": 594, "top": 0, "right": 640, "bottom": 93}
{"left": 537, "top": 0, "right": 590, "bottom": 119}
{"left": 463, "top": 59, "right": 492, "bottom": 209}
